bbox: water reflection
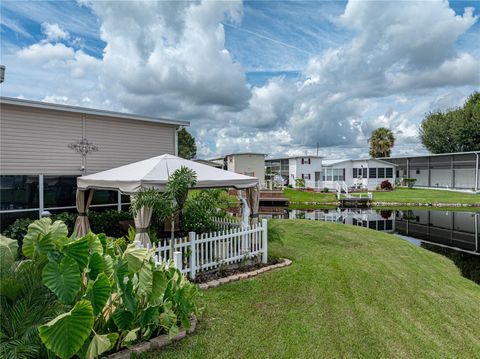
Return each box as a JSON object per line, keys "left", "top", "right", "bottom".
{"left": 260, "top": 207, "right": 480, "bottom": 283}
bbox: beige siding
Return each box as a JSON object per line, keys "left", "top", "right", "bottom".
{"left": 1, "top": 104, "right": 83, "bottom": 175}
{"left": 85, "top": 115, "right": 175, "bottom": 174}
{"left": 1, "top": 104, "right": 177, "bottom": 175}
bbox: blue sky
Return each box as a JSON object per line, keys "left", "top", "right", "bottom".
{"left": 1, "top": 1, "right": 479, "bottom": 158}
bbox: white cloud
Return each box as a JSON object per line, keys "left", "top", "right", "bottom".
{"left": 41, "top": 22, "right": 69, "bottom": 41}
{"left": 3, "top": 0, "right": 479, "bottom": 159}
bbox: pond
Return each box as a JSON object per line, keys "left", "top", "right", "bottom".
{"left": 260, "top": 207, "right": 480, "bottom": 284}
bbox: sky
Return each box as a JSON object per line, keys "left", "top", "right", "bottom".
{"left": 1, "top": 0, "right": 479, "bottom": 159}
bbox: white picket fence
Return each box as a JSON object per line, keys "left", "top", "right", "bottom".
{"left": 146, "top": 218, "right": 268, "bottom": 279}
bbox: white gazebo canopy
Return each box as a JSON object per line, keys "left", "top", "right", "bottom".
{"left": 77, "top": 154, "right": 258, "bottom": 193}
{"left": 74, "top": 154, "right": 259, "bottom": 243}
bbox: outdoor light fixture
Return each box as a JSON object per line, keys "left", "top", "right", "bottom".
{"left": 0, "top": 65, "right": 5, "bottom": 83}
{"left": 68, "top": 138, "right": 99, "bottom": 174}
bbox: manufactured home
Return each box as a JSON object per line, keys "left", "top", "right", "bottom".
{"left": 381, "top": 151, "right": 480, "bottom": 192}
{"left": 0, "top": 97, "right": 188, "bottom": 229}
{"left": 266, "top": 156, "right": 396, "bottom": 190}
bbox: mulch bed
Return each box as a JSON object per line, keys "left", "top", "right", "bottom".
{"left": 193, "top": 258, "right": 281, "bottom": 284}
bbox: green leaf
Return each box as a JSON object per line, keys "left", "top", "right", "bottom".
{"left": 103, "top": 254, "right": 114, "bottom": 278}
{"left": 122, "top": 328, "right": 139, "bottom": 345}
{"left": 88, "top": 252, "right": 105, "bottom": 280}
{"left": 0, "top": 234, "right": 18, "bottom": 268}
{"left": 84, "top": 273, "right": 111, "bottom": 315}
{"left": 140, "top": 306, "right": 159, "bottom": 328}
{"left": 85, "top": 333, "right": 114, "bottom": 359}
{"left": 63, "top": 237, "right": 90, "bottom": 269}
{"left": 112, "top": 309, "right": 134, "bottom": 331}
{"left": 138, "top": 261, "right": 153, "bottom": 297}
{"left": 150, "top": 270, "right": 168, "bottom": 305}
{"left": 38, "top": 300, "right": 94, "bottom": 359}
{"left": 88, "top": 234, "right": 104, "bottom": 256}
{"left": 122, "top": 280, "right": 136, "bottom": 314}
{"left": 123, "top": 243, "right": 151, "bottom": 272}
{"left": 42, "top": 255, "right": 81, "bottom": 304}
{"left": 23, "top": 218, "right": 68, "bottom": 258}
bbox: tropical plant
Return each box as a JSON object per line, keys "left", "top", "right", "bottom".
{"left": 1, "top": 218, "right": 200, "bottom": 359}
{"left": 0, "top": 235, "right": 64, "bottom": 359}
{"left": 368, "top": 127, "right": 395, "bottom": 158}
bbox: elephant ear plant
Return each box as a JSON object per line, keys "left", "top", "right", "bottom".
{"left": 10, "top": 217, "right": 199, "bottom": 359}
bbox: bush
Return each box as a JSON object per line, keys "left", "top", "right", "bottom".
{"left": 380, "top": 180, "right": 393, "bottom": 191}
{"left": 321, "top": 187, "right": 330, "bottom": 193}
{"left": 403, "top": 178, "right": 417, "bottom": 188}
{"left": 182, "top": 189, "right": 230, "bottom": 234}
{"left": 2, "top": 217, "right": 34, "bottom": 243}
{"left": 0, "top": 218, "right": 200, "bottom": 358}
{"left": 295, "top": 178, "right": 306, "bottom": 188}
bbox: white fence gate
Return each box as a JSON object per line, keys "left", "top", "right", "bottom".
{"left": 145, "top": 218, "right": 268, "bottom": 280}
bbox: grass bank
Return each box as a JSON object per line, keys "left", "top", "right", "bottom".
{"left": 141, "top": 220, "right": 480, "bottom": 358}
{"left": 284, "top": 187, "right": 480, "bottom": 206}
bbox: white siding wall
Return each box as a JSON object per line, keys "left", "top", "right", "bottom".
{"left": 1, "top": 105, "right": 83, "bottom": 175}
{"left": 85, "top": 115, "right": 176, "bottom": 174}
{"left": 0, "top": 104, "right": 177, "bottom": 175}
{"left": 227, "top": 154, "right": 265, "bottom": 186}
{"left": 289, "top": 157, "right": 322, "bottom": 188}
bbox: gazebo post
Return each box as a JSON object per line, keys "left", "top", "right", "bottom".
{"left": 74, "top": 188, "right": 94, "bottom": 237}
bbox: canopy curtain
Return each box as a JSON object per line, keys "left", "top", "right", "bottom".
{"left": 133, "top": 205, "right": 153, "bottom": 247}
{"left": 246, "top": 184, "right": 260, "bottom": 226}
{"left": 74, "top": 189, "right": 94, "bottom": 237}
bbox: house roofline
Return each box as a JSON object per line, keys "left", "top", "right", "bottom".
{"left": 0, "top": 96, "right": 190, "bottom": 127}
{"left": 379, "top": 151, "right": 480, "bottom": 160}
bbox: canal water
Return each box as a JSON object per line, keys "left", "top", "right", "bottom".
{"left": 260, "top": 207, "right": 480, "bottom": 284}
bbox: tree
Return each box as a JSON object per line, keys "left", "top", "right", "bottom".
{"left": 368, "top": 127, "right": 395, "bottom": 158}
{"left": 420, "top": 92, "right": 480, "bottom": 154}
{"left": 178, "top": 128, "right": 197, "bottom": 159}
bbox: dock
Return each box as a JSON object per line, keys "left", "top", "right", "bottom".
{"left": 336, "top": 181, "right": 372, "bottom": 208}
{"left": 259, "top": 190, "right": 289, "bottom": 206}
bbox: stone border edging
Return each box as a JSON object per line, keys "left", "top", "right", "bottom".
{"left": 289, "top": 201, "right": 479, "bottom": 208}
{"left": 106, "top": 315, "right": 197, "bottom": 359}
{"left": 198, "top": 258, "right": 292, "bottom": 290}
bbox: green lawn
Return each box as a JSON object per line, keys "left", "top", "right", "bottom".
{"left": 284, "top": 187, "right": 480, "bottom": 205}
{"left": 141, "top": 220, "right": 480, "bottom": 358}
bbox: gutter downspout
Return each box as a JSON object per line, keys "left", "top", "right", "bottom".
{"left": 475, "top": 153, "right": 479, "bottom": 193}
{"left": 175, "top": 126, "right": 181, "bottom": 156}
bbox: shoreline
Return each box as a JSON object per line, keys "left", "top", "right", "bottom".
{"left": 288, "top": 201, "right": 480, "bottom": 208}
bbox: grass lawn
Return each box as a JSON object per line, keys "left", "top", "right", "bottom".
{"left": 284, "top": 187, "right": 480, "bottom": 205}
{"left": 141, "top": 220, "right": 480, "bottom": 358}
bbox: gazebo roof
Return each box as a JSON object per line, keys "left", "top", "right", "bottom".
{"left": 77, "top": 154, "right": 258, "bottom": 193}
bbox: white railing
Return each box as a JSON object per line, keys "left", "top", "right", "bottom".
{"left": 212, "top": 216, "right": 242, "bottom": 230}
{"left": 146, "top": 218, "right": 268, "bottom": 280}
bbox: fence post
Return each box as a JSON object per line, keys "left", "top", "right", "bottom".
{"left": 173, "top": 251, "right": 182, "bottom": 271}
{"left": 189, "top": 231, "right": 196, "bottom": 280}
{"left": 262, "top": 219, "right": 268, "bottom": 264}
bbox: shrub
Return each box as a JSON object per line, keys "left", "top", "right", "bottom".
{"left": 2, "top": 217, "right": 34, "bottom": 243}
{"left": 380, "top": 180, "right": 393, "bottom": 191}
{"left": 295, "top": 178, "right": 305, "bottom": 188}
{"left": 89, "top": 209, "right": 132, "bottom": 237}
{"left": 403, "top": 178, "right": 417, "bottom": 188}
{"left": 321, "top": 187, "right": 330, "bottom": 193}
{"left": 182, "top": 189, "right": 230, "bottom": 234}
{"left": 0, "top": 218, "right": 200, "bottom": 358}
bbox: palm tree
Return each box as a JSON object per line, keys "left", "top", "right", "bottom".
{"left": 368, "top": 127, "right": 395, "bottom": 158}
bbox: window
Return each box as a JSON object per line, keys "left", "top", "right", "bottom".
{"left": 91, "top": 190, "right": 118, "bottom": 205}
{"left": 362, "top": 168, "right": 367, "bottom": 178}
{"left": 378, "top": 168, "right": 385, "bottom": 178}
{"left": 44, "top": 176, "right": 77, "bottom": 208}
{"left": 301, "top": 158, "right": 304, "bottom": 164}
{"left": 386, "top": 168, "right": 393, "bottom": 178}
{"left": 369, "top": 168, "right": 377, "bottom": 178}
{"left": 326, "top": 169, "right": 333, "bottom": 181}
{"left": 353, "top": 168, "right": 357, "bottom": 178}
{"left": 416, "top": 169, "right": 420, "bottom": 174}
{"left": 308, "top": 158, "right": 311, "bottom": 165}
{"left": 0, "top": 175, "right": 39, "bottom": 210}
